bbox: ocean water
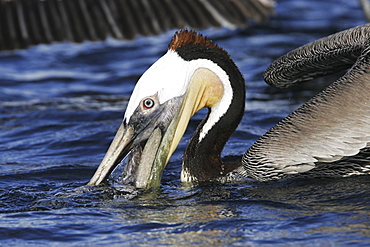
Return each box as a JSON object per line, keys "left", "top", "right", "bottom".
{"left": 1, "top": 0, "right": 370, "bottom": 246}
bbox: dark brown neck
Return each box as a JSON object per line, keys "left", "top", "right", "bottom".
{"left": 175, "top": 41, "right": 245, "bottom": 182}
{"left": 183, "top": 106, "right": 244, "bottom": 181}
{"left": 182, "top": 64, "right": 245, "bottom": 182}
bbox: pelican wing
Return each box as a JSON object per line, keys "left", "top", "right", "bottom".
{"left": 0, "top": 0, "right": 274, "bottom": 51}
{"left": 241, "top": 26, "right": 370, "bottom": 181}
{"left": 264, "top": 23, "right": 370, "bottom": 88}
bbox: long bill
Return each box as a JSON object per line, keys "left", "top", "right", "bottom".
{"left": 87, "top": 95, "right": 194, "bottom": 189}
{"left": 86, "top": 101, "right": 191, "bottom": 189}
{"left": 87, "top": 123, "right": 134, "bottom": 186}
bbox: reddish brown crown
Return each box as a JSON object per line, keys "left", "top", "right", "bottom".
{"left": 168, "top": 30, "right": 223, "bottom": 52}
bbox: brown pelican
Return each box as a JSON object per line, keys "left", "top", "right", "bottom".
{"left": 88, "top": 23, "right": 370, "bottom": 189}
{"left": 0, "top": 0, "right": 273, "bottom": 50}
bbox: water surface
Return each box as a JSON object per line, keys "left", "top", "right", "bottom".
{"left": 1, "top": 0, "right": 370, "bottom": 245}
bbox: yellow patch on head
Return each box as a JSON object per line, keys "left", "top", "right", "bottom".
{"left": 166, "top": 68, "right": 224, "bottom": 160}
{"left": 198, "top": 68, "right": 225, "bottom": 108}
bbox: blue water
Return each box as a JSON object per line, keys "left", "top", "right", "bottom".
{"left": 1, "top": 0, "right": 370, "bottom": 246}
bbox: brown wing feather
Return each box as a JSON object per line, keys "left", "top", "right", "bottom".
{"left": 264, "top": 23, "right": 370, "bottom": 88}
{"left": 241, "top": 25, "right": 370, "bottom": 181}
{"left": 0, "top": 0, "right": 274, "bottom": 51}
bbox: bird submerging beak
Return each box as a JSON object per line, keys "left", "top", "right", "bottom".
{"left": 89, "top": 24, "right": 370, "bottom": 190}
{"left": 88, "top": 30, "right": 246, "bottom": 189}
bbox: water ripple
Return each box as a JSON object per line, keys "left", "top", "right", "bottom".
{"left": 1, "top": 0, "right": 370, "bottom": 245}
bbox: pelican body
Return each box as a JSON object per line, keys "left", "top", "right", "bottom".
{"left": 89, "top": 24, "right": 370, "bottom": 189}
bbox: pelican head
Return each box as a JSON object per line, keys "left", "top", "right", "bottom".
{"left": 88, "top": 30, "right": 245, "bottom": 189}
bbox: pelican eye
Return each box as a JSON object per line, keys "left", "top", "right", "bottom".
{"left": 143, "top": 98, "right": 155, "bottom": 109}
